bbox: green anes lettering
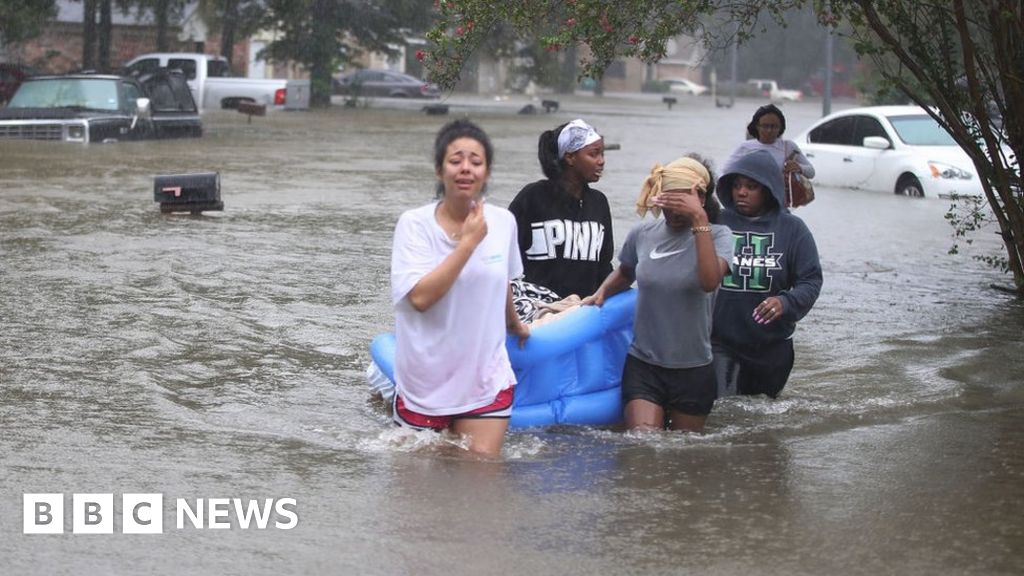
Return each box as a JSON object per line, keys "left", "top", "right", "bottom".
{"left": 722, "top": 232, "right": 782, "bottom": 292}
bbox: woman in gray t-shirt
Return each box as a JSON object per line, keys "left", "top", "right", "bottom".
{"left": 583, "top": 155, "right": 732, "bottom": 432}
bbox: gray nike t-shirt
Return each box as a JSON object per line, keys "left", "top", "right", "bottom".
{"left": 619, "top": 219, "right": 734, "bottom": 368}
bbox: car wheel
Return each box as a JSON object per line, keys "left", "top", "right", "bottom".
{"left": 895, "top": 174, "right": 925, "bottom": 198}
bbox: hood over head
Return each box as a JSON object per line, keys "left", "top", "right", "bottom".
{"left": 716, "top": 149, "right": 786, "bottom": 213}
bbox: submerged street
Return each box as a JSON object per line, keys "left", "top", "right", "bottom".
{"left": 2, "top": 94, "right": 1022, "bottom": 575}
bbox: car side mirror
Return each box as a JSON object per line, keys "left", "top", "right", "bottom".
{"left": 131, "top": 97, "right": 152, "bottom": 130}
{"left": 862, "top": 136, "right": 891, "bottom": 150}
{"left": 136, "top": 97, "right": 151, "bottom": 118}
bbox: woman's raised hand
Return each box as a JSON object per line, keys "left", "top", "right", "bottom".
{"left": 653, "top": 186, "right": 706, "bottom": 219}
{"left": 460, "top": 199, "right": 488, "bottom": 245}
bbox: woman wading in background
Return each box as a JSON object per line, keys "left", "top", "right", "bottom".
{"left": 509, "top": 119, "right": 614, "bottom": 311}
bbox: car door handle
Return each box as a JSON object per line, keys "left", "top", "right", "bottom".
{"left": 805, "top": 152, "right": 814, "bottom": 158}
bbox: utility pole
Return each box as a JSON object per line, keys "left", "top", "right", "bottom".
{"left": 823, "top": 0, "right": 833, "bottom": 116}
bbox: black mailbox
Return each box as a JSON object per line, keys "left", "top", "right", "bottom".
{"left": 154, "top": 172, "right": 223, "bottom": 213}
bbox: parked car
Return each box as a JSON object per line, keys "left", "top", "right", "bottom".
{"left": 793, "top": 105, "right": 984, "bottom": 198}
{"left": 0, "top": 70, "right": 202, "bottom": 143}
{"left": 0, "top": 63, "right": 36, "bottom": 105}
{"left": 662, "top": 77, "right": 708, "bottom": 96}
{"left": 333, "top": 69, "right": 441, "bottom": 99}
{"left": 747, "top": 78, "right": 803, "bottom": 102}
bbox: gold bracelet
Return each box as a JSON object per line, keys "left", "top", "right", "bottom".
{"left": 692, "top": 225, "right": 712, "bottom": 234}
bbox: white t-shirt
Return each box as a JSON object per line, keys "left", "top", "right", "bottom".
{"left": 391, "top": 201, "right": 523, "bottom": 415}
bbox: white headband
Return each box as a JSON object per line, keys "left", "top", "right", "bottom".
{"left": 557, "top": 119, "right": 601, "bottom": 159}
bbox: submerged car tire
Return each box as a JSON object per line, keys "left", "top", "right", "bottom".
{"left": 896, "top": 174, "right": 925, "bottom": 198}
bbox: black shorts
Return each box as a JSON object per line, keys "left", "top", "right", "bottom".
{"left": 620, "top": 354, "right": 716, "bottom": 416}
{"left": 712, "top": 339, "right": 795, "bottom": 399}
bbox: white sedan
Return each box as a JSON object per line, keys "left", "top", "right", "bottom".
{"left": 662, "top": 78, "right": 708, "bottom": 96}
{"left": 793, "top": 105, "right": 984, "bottom": 198}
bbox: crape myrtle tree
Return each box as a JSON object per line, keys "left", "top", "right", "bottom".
{"left": 259, "top": 0, "right": 433, "bottom": 108}
{"left": 423, "top": 0, "right": 1024, "bottom": 296}
{"left": 835, "top": 1, "right": 1023, "bottom": 294}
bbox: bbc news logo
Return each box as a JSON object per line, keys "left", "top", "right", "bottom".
{"left": 23, "top": 494, "right": 298, "bottom": 534}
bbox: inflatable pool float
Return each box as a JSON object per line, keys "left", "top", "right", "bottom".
{"left": 368, "top": 289, "right": 635, "bottom": 429}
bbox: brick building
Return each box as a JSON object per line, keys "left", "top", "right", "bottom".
{"left": 5, "top": 1, "right": 251, "bottom": 76}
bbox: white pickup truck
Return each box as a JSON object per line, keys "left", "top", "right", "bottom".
{"left": 747, "top": 79, "right": 803, "bottom": 102}
{"left": 123, "top": 52, "right": 287, "bottom": 110}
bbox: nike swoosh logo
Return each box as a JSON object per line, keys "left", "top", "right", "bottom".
{"left": 649, "top": 247, "right": 686, "bottom": 259}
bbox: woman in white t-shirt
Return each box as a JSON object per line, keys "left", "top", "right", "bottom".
{"left": 390, "top": 119, "right": 530, "bottom": 457}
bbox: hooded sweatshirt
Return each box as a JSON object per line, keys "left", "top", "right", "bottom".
{"left": 713, "top": 149, "right": 823, "bottom": 351}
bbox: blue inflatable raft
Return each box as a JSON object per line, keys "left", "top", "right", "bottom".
{"left": 369, "top": 289, "right": 636, "bottom": 429}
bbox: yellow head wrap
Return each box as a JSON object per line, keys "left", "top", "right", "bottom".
{"left": 635, "top": 157, "right": 711, "bottom": 217}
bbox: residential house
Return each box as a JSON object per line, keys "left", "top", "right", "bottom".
{"left": 5, "top": 0, "right": 294, "bottom": 80}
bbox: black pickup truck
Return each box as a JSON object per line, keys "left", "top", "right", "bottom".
{"left": 0, "top": 69, "right": 202, "bottom": 143}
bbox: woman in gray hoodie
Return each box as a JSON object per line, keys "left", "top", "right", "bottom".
{"left": 713, "top": 149, "right": 823, "bottom": 398}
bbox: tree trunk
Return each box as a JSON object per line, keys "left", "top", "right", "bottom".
{"left": 558, "top": 45, "right": 577, "bottom": 94}
{"left": 155, "top": 0, "right": 170, "bottom": 52}
{"left": 220, "top": 0, "right": 239, "bottom": 70}
{"left": 82, "top": 0, "right": 96, "bottom": 70}
{"left": 309, "top": 0, "right": 333, "bottom": 108}
{"left": 98, "top": 0, "right": 111, "bottom": 73}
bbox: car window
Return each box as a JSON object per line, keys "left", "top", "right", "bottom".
{"left": 167, "top": 59, "right": 198, "bottom": 81}
{"left": 168, "top": 74, "right": 198, "bottom": 111}
{"left": 887, "top": 114, "right": 959, "bottom": 146}
{"left": 143, "top": 77, "right": 177, "bottom": 111}
{"left": 851, "top": 116, "right": 890, "bottom": 146}
{"left": 6, "top": 79, "right": 114, "bottom": 110}
{"left": 808, "top": 116, "right": 856, "bottom": 145}
{"left": 126, "top": 58, "right": 161, "bottom": 76}
{"left": 142, "top": 73, "right": 197, "bottom": 112}
{"left": 123, "top": 81, "right": 143, "bottom": 109}
{"left": 207, "top": 60, "right": 231, "bottom": 78}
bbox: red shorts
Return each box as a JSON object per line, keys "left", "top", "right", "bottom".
{"left": 393, "top": 386, "right": 515, "bottom": 431}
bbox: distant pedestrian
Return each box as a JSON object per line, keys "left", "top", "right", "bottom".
{"left": 725, "top": 103, "right": 815, "bottom": 179}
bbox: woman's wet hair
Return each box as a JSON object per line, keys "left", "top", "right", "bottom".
{"left": 686, "top": 152, "right": 721, "bottom": 224}
{"left": 433, "top": 118, "right": 494, "bottom": 197}
{"left": 746, "top": 103, "right": 787, "bottom": 138}
{"left": 537, "top": 122, "right": 570, "bottom": 180}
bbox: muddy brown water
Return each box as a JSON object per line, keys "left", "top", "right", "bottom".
{"left": 2, "top": 95, "right": 1022, "bottom": 575}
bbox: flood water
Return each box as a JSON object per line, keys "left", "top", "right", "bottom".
{"left": 2, "top": 94, "right": 1022, "bottom": 575}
